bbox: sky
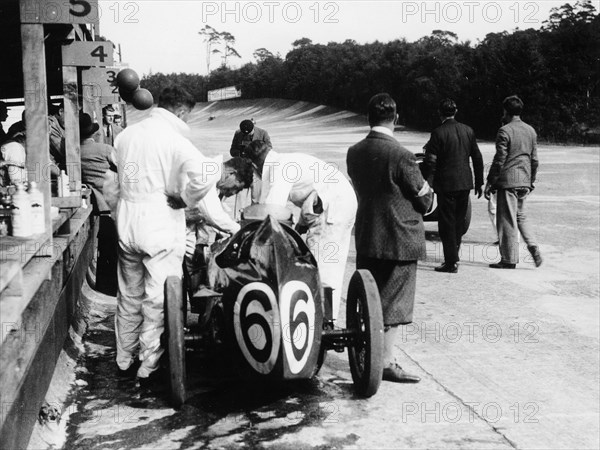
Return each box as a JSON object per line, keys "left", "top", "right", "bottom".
{"left": 98, "top": 0, "right": 567, "bottom": 76}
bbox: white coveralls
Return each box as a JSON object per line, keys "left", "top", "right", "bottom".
{"left": 259, "top": 151, "right": 357, "bottom": 320}
{"left": 185, "top": 157, "right": 241, "bottom": 259}
{"left": 113, "top": 108, "right": 218, "bottom": 378}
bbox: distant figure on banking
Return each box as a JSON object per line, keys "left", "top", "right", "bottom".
{"left": 230, "top": 119, "right": 271, "bottom": 157}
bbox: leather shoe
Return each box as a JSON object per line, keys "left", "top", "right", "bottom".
{"left": 528, "top": 245, "right": 543, "bottom": 267}
{"left": 117, "top": 360, "right": 140, "bottom": 378}
{"left": 489, "top": 262, "right": 516, "bottom": 269}
{"left": 434, "top": 263, "right": 458, "bottom": 273}
{"left": 382, "top": 363, "right": 421, "bottom": 383}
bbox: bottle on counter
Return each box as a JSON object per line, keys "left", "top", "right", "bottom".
{"left": 0, "top": 193, "right": 13, "bottom": 236}
{"left": 58, "top": 170, "right": 70, "bottom": 197}
{"left": 28, "top": 181, "right": 45, "bottom": 234}
{"left": 0, "top": 217, "right": 8, "bottom": 236}
{"left": 11, "top": 183, "right": 32, "bottom": 237}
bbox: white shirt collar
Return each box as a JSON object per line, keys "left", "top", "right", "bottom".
{"left": 151, "top": 107, "right": 190, "bottom": 136}
{"left": 371, "top": 126, "right": 394, "bottom": 137}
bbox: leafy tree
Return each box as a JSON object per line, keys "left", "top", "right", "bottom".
{"left": 291, "top": 38, "right": 313, "bottom": 48}
{"left": 199, "top": 25, "right": 221, "bottom": 73}
{"left": 220, "top": 31, "right": 241, "bottom": 68}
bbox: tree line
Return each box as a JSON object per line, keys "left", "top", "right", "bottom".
{"left": 142, "top": 1, "right": 599, "bottom": 143}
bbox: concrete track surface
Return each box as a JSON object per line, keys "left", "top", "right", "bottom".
{"left": 28, "top": 99, "right": 599, "bottom": 450}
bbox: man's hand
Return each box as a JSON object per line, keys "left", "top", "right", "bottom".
{"left": 484, "top": 183, "right": 494, "bottom": 200}
{"left": 166, "top": 193, "right": 187, "bottom": 209}
{"left": 475, "top": 185, "right": 483, "bottom": 199}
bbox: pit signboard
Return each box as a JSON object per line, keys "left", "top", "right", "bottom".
{"left": 20, "top": 0, "right": 100, "bottom": 24}
{"left": 62, "top": 41, "right": 114, "bottom": 67}
{"left": 81, "top": 67, "right": 121, "bottom": 104}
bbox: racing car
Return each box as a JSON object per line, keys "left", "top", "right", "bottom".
{"left": 164, "top": 204, "right": 384, "bottom": 407}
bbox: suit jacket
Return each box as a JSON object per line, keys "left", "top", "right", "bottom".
{"left": 104, "top": 123, "right": 123, "bottom": 147}
{"left": 48, "top": 115, "right": 65, "bottom": 169}
{"left": 80, "top": 138, "right": 117, "bottom": 212}
{"left": 230, "top": 126, "right": 271, "bottom": 157}
{"left": 487, "top": 118, "right": 538, "bottom": 189}
{"left": 347, "top": 130, "right": 432, "bottom": 261}
{"left": 423, "top": 118, "right": 484, "bottom": 193}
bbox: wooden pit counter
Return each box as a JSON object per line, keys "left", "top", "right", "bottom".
{"left": 0, "top": 206, "right": 97, "bottom": 449}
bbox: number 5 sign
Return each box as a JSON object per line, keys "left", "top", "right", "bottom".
{"left": 62, "top": 41, "right": 114, "bottom": 66}
{"left": 21, "top": 0, "right": 100, "bottom": 24}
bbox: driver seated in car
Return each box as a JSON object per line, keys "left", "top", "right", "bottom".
{"left": 243, "top": 140, "right": 358, "bottom": 321}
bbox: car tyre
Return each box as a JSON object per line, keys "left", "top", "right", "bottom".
{"left": 346, "top": 270, "right": 384, "bottom": 397}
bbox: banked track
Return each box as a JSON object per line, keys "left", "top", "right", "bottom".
{"left": 124, "top": 98, "right": 368, "bottom": 156}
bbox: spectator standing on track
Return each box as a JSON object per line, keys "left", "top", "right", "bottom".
{"left": 485, "top": 95, "right": 542, "bottom": 269}
{"left": 347, "top": 93, "right": 432, "bottom": 383}
{"left": 422, "top": 98, "right": 484, "bottom": 273}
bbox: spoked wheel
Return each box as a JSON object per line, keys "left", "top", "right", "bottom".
{"left": 164, "top": 276, "right": 186, "bottom": 408}
{"left": 346, "top": 270, "right": 384, "bottom": 397}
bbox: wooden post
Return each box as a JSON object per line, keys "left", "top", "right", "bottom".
{"left": 20, "top": 23, "right": 52, "bottom": 245}
{"left": 62, "top": 65, "right": 82, "bottom": 192}
{"left": 81, "top": 85, "right": 95, "bottom": 118}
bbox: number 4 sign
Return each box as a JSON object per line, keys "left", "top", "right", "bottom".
{"left": 62, "top": 41, "right": 114, "bottom": 67}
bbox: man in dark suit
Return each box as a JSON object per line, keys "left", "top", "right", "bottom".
{"left": 102, "top": 105, "right": 123, "bottom": 146}
{"left": 485, "top": 95, "right": 542, "bottom": 269}
{"left": 423, "top": 98, "right": 484, "bottom": 273}
{"left": 230, "top": 119, "right": 271, "bottom": 157}
{"left": 347, "top": 93, "right": 432, "bottom": 383}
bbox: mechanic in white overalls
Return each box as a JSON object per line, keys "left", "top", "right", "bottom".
{"left": 245, "top": 140, "right": 358, "bottom": 321}
{"left": 183, "top": 156, "right": 254, "bottom": 295}
{"left": 113, "top": 87, "right": 220, "bottom": 381}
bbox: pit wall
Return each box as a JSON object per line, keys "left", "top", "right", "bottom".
{"left": 0, "top": 207, "right": 97, "bottom": 450}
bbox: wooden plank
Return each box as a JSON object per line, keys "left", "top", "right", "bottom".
{"left": 0, "top": 209, "right": 93, "bottom": 406}
{"left": 20, "top": 0, "right": 100, "bottom": 25}
{"left": 81, "top": 84, "right": 95, "bottom": 117}
{"left": 0, "top": 207, "right": 91, "bottom": 337}
{"left": 0, "top": 261, "right": 21, "bottom": 293}
{"left": 0, "top": 231, "right": 52, "bottom": 266}
{"left": 0, "top": 259, "right": 62, "bottom": 412}
{"left": 62, "top": 64, "right": 82, "bottom": 193}
{"left": 0, "top": 260, "right": 61, "bottom": 450}
{"left": 51, "top": 197, "right": 81, "bottom": 208}
{"left": 0, "top": 224, "right": 94, "bottom": 449}
{"left": 20, "top": 23, "right": 52, "bottom": 248}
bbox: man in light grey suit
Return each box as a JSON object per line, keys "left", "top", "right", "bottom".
{"left": 485, "top": 95, "right": 542, "bottom": 269}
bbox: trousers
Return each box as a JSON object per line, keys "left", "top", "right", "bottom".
{"left": 496, "top": 188, "right": 537, "bottom": 264}
{"left": 303, "top": 193, "right": 357, "bottom": 321}
{"left": 437, "top": 190, "right": 470, "bottom": 264}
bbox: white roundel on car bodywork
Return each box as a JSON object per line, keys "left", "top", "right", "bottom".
{"left": 234, "top": 282, "right": 281, "bottom": 374}
{"left": 279, "top": 280, "right": 316, "bottom": 374}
